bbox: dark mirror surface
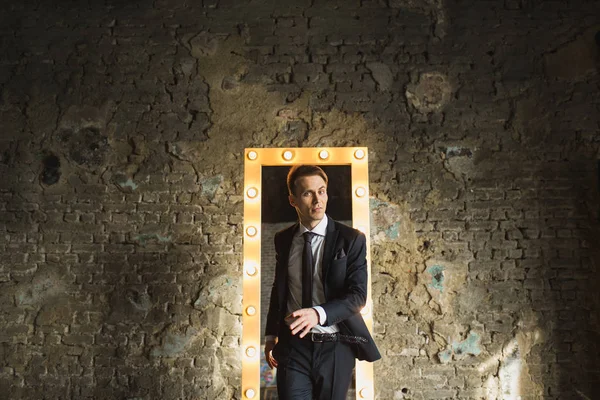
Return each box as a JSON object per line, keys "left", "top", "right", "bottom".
{"left": 260, "top": 165, "right": 352, "bottom": 223}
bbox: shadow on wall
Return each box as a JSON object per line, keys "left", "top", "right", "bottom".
{"left": 538, "top": 160, "right": 600, "bottom": 399}
{"left": 426, "top": 3, "right": 600, "bottom": 399}
{"left": 0, "top": 3, "right": 241, "bottom": 399}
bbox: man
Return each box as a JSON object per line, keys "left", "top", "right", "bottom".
{"left": 264, "top": 165, "right": 381, "bottom": 400}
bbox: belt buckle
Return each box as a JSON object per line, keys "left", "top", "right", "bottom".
{"left": 311, "top": 333, "right": 324, "bottom": 342}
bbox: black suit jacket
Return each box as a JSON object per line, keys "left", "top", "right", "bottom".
{"left": 265, "top": 215, "right": 381, "bottom": 362}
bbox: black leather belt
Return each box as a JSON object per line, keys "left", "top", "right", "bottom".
{"left": 302, "top": 332, "right": 367, "bottom": 344}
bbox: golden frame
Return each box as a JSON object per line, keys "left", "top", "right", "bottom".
{"left": 242, "top": 147, "right": 374, "bottom": 400}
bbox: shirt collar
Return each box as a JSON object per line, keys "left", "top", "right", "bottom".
{"left": 298, "top": 215, "right": 328, "bottom": 237}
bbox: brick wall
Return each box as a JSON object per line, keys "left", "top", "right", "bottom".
{"left": 0, "top": 0, "right": 599, "bottom": 399}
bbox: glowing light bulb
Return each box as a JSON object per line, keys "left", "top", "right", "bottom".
{"left": 247, "top": 151, "right": 258, "bottom": 160}
{"left": 246, "top": 226, "right": 257, "bottom": 237}
{"left": 354, "top": 149, "right": 366, "bottom": 160}
{"left": 245, "top": 388, "right": 256, "bottom": 399}
{"left": 318, "top": 149, "right": 329, "bottom": 160}
{"left": 246, "top": 306, "right": 256, "bottom": 316}
{"left": 355, "top": 187, "right": 366, "bottom": 197}
{"left": 282, "top": 150, "right": 293, "bottom": 161}
{"left": 359, "top": 387, "right": 372, "bottom": 398}
{"left": 246, "top": 346, "right": 257, "bottom": 358}
{"left": 360, "top": 305, "right": 370, "bottom": 315}
{"left": 246, "top": 187, "right": 258, "bottom": 199}
{"left": 245, "top": 264, "right": 258, "bottom": 277}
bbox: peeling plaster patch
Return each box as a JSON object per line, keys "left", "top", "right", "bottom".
{"left": 188, "top": 31, "right": 221, "bottom": 57}
{"left": 133, "top": 233, "right": 172, "bottom": 246}
{"left": 194, "top": 273, "right": 242, "bottom": 315}
{"left": 366, "top": 62, "right": 394, "bottom": 91}
{"left": 108, "top": 285, "right": 156, "bottom": 322}
{"left": 16, "top": 291, "right": 35, "bottom": 306}
{"left": 150, "top": 326, "right": 199, "bottom": 357}
{"left": 454, "top": 332, "right": 482, "bottom": 356}
{"left": 426, "top": 265, "right": 445, "bottom": 292}
{"left": 200, "top": 306, "right": 242, "bottom": 337}
{"left": 119, "top": 178, "right": 138, "bottom": 190}
{"left": 279, "top": 120, "right": 308, "bottom": 142}
{"left": 272, "top": 108, "right": 309, "bottom": 145}
{"left": 386, "top": 222, "right": 401, "bottom": 240}
{"left": 441, "top": 145, "right": 478, "bottom": 183}
{"left": 277, "top": 108, "right": 300, "bottom": 120}
{"left": 167, "top": 142, "right": 184, "bottom": 158}
{"left": 180, "top": 58, "right": 197, "bottom": 78}
{"left": 370, "top": 198, "right": 403, "bottom": 242}
{"left": 406, "top": 72, "right": 452, "bottom": 113}
{"left": 438, "top": 348, "right": 453, "bottom": 364}
{"left": 221, "top": 76, "right": 240, "bottom": 91}
{"left": 56, "top": 104, "right": 112, "bottom": 170}
{"left": 201, "top": 175, "right": 223, "bottom": 199}
{"left": 16, "top": 269, "right": 64, "bottom": 306}
{"left": 441, "top": 146, "right": 472, "bottom": 158}
{"left": 166, "top": 141, "right": 206, "bottom": 162}
{"left": 439, "top": 331, "right": 482, "bottom": 363}
{"left": 125, "top": 288, "right": 152, "bottom": 312}
{"left": 57, "top": 127, "right": 111, "bottom": 169}
{"left": 112, "top": 172, "right": 138, "bottom": 192}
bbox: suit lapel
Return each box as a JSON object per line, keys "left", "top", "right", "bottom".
{"left": 321, "top": 215, "right": 339, "bottom": 295}
{"left": 279, "top": 223, "right": 297, "bottom": 271}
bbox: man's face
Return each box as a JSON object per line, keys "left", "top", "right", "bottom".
{"left": 289, "top": 174, "right": 328, "bottom": 229}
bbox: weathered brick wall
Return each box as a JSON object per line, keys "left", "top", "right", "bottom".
{"left": 0, "top": 0, "right": 599, "bottom": 399}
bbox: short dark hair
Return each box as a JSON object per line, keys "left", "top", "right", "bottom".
{"left": 287, "top": 165, "right": 328, "bottom": 196}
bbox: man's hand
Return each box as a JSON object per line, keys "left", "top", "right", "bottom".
{"left": 289, "top": 308, "right": 319, "bottom": 338}
{"left": 265, "top": 340, "right": 278, "bottom": 369}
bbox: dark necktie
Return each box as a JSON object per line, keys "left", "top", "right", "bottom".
{"left": 302, "top": 232, "right": 316, "bottom": 308}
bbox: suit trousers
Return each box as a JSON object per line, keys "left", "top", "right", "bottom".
{"left": 275, "top": 333, "right": 355, "bottom": 400}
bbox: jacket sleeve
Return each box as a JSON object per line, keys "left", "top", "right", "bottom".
{"left": 265, "top": 232, "right": 282, "bottom": 337}
{"left": 320, "top": 232, "right": 368, "bottom": 326}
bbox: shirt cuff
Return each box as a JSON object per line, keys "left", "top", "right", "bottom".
{"left": 265, "top": 335, "right": 277, "bottom": 343}
{"left": 313, "top": 306, "right": 326, "bottom": 325}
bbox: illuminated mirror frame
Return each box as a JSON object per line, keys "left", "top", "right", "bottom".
{"left": 242, "top": 147, "right": 374, "bottom": 399}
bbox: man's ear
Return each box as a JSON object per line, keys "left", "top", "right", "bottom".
{"left": 288, "top": 194, "right": 296, "bottom": 207}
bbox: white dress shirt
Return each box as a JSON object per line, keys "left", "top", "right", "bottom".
{"left": 285, "top": 217, "right": 339, "bottom": 334}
